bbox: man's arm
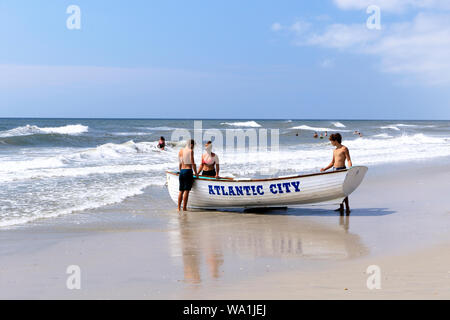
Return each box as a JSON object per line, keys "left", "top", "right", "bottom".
{"left": 191, "top": 151, "right": 198, "bottom": 176}
{"left": 178, "top": 150, "right": 182, "bottom": 171}
{"left": 345, "top": 148, "right": 352, "bottom": 168}
{"left": 198, "top": 155, "right": 204, "bottom": 174}
{"left": 320, "top": 154, "right": 335, "bottom": 172}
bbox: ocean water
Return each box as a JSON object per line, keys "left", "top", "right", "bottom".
{"left": 0, "top": 118, "right": 449, "bottom": 227}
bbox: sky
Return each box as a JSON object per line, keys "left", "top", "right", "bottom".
{"left": 1, "top": 0, "right": 450, "bottom": 119}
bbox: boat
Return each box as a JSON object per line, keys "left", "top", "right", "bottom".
{"left": 166, "top": 166, "right": 368, "bottom": 209}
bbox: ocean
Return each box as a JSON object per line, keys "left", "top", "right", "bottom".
{"left": 1, "top": 118, "right": 449, "bottom": 228}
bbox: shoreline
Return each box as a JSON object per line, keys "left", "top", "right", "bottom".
{"left": 1, "top": 161, "right": 449, "bottom": 299}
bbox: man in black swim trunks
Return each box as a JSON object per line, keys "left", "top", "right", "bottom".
{"left": 178, "top": 139, "right": 198, "bottom": 211}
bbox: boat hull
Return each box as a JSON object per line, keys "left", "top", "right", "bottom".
{"left": 166, "top": 166, "right": 368, "bottom": 209}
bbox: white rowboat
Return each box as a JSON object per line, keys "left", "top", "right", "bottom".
{"left": 166, "top": 166, "right": 368, "bottom": 209}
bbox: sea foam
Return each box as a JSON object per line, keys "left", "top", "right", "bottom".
{"left": 221, "top": 121, "right": 262, "bottom": 128}
{"left": 0, "top": 124, "right": 88, "bottom": 137}
{"left": 332, "top": 122, "right": 346, "bottom": 128}
{"left": 290, "top": 125, "right": 350, "bottom": 132}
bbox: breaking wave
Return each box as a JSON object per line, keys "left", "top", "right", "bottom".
{"left": 290, "top": 125, "right": 350, "bottom": 132}
{"left": 221, "top": 121, "right": 261, "bottom": 128}
{"left": 0, "top": 124, "right": 88, "bottom": 137}
{"left": 332, "top": 122, "right": 346, "bottom": 128}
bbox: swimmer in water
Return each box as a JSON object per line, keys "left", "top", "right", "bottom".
{"left": 158, "top": 136, "right": 166, "bottom": 150}
{"left": 313, "top": 132, "right": 318, "bottom": 138}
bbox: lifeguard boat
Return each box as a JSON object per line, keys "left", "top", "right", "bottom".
{"left": 166, "top": 166, "right": 368, "bottom": 209}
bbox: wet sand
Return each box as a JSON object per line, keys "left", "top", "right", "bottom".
{"left": 0, "top": 162, "right": 449, "bottom": 299}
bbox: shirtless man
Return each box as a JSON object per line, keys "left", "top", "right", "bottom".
{"left": 178, "top": 139, "right": 198, "bottom": 211}
{"left": 320, "top": 133, "right": 353, "bottom": 214}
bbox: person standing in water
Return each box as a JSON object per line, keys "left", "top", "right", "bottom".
{"left": 198, "top": 141, "right": 220, "bottom": 178}
{"left": 178, "top": 139, "right": 198, "bottom": 211}
{"left": 320, "top": 133, "right": 353, "bottom": 214}
{"left": 157, "top": 136, "right": 166, "bottom": 150}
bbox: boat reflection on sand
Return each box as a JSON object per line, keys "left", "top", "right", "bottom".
{"left": 167, "top": 211, "right": 367, "bottom": 284}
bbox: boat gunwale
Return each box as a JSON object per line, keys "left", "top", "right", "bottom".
{"left": 166, "top": 168, "right": 349, "bottom": 183}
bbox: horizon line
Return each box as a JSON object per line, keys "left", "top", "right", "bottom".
{"left": 0, "top": 117, "right": 449, "bottom": 121}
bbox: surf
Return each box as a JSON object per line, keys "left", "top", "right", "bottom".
{"left": 0, "top": 124, "right": 88, "bottom": 137}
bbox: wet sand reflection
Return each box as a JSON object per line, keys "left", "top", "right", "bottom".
{"left": 168, "top": 210, "right": 367, "bottom": 284}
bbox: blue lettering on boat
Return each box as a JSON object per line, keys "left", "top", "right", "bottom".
{"left": 228, "top": 186, "right": 236, "bottom": 196}
{"left": 221, "top": 186, "right": 229, "bottom": 196}
{"left": 256, "top": 185, "right": 264, "bottom": 195}
{"left": 207, "top": 181, "right": 301, "bottom": 196}
{"left": 243, "top": 186, "right": 251, "bottom": 196}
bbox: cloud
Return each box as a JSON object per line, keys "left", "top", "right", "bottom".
{"left": 270, "top": 20, "right": 310, "bottom": 34}
{"left": 274, "top": 12, "right": 450, "bottom": 86}
{"left": 333, "top": 0, "right": 450, "bottom": 12}
{"left": 271, "top": 22, "right": 282, "bottom": 31}
{"left": 320, "top": 59, "right": 334, "bottom": 68}
{"left": 367, "top": 13, "right": 450, "bottom": 85}
{"left": 304, "top": 24, "right": 381, "bottom": 49}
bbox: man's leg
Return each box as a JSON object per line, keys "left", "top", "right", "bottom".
{"left": 344, "top": 197, "right": 350, "bottom": 215}
{"left": 183, "top": 191, "right": 190, "bottom": 211}
{"left": 178, "top": 191, "right": 183, "bottom": 211}
{"left": 334, "top": 203, "right": 344, "bottom": 214}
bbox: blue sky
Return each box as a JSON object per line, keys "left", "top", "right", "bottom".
{"left": 1, "top": 0, "right": 449, "bottom": 119}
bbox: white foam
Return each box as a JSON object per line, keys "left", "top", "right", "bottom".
{"left": 332, "top": 122, "right": 346, "bottom": 128}
{"left": 40, "top": 124, "right": 89, "bottom": 135}
{"left": 0, "top": 180, "right": 161, "bottom": 228}
{"left": 395, "top": 123, "right": 417, "bottom": 127}
{"left": 146, "top": 126, "right": 180, "bottom": 131}
{"left": 111, "top": 132, "right": 150, "bottom": 136}
{"left": 0, "top": 124, "right": 88, "bottom": 137}
{"left": 380, "top": 125, "right": 400, "bottom": 131}
{"left": 65, "top": 140, "right": 167, "bottom": 162}
{"left": 373, "top": 133, "right": 393, "bottom": 138}
{"left": 0, "top": 140, "right": 174, "bottom": 178}
{"left": 217, "top": 133, "right": 450, "bottom": 177}
{"left": 221, "top": 121, "right": 262, "bottom": 128}
{"left": 291, "top": 125, "right": 350, "bottom": 132}
{"left": 0, "top": 163, "right": 175, "bottom": 183}
{"left": 395, "top": 123, "right": 436, "bottom": 128}
{"left": 2, "top": 131, "right": 450, "bottom": 228}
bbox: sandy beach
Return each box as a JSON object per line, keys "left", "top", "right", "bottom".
{"left": 2, "top": 0, "right": 450, "bottom": 304}
{"left": 1, "top": 160, "right": 449, "bottom": 299}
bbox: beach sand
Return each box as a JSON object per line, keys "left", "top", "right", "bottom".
{"left": 0, "top": 162, "right": 449, "bottom": 299}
